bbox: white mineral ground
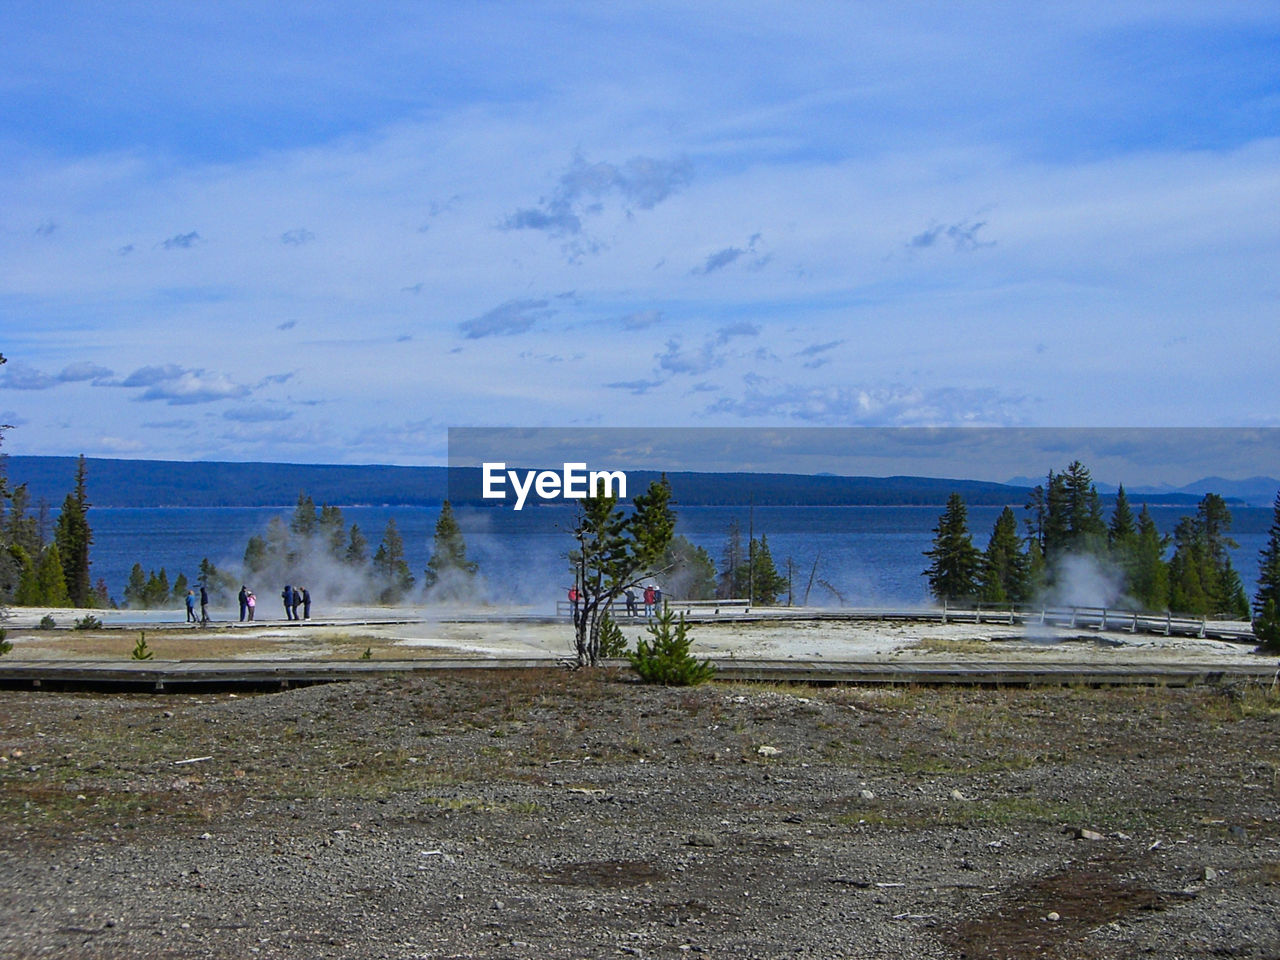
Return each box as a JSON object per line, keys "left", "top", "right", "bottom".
{"left": 0, "top": 604, "right": 1266, "bottom": 664}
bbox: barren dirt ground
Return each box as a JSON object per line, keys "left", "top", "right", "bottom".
{"left": 2, "top": 662, "right": 1278, "bottom": 959}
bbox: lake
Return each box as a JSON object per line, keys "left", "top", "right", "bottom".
{"left": 81, "top": 503, "right": 1272, "bottom": 612}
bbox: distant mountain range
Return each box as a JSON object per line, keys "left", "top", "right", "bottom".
{"left": 1, "top": 455, "right": 1241, "bottom": 509}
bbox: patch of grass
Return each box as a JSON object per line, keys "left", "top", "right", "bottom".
{"left": 912, "top": 636, "right": 993, "bottom": 655}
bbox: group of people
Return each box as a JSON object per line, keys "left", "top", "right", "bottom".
{"left": 236, "top": 585, "right": 258, "bottom": 621}
{"left": 184, "top": 586, "right": 210, "bottom": 624}
{"left": 625, "top": 583, "right": 662, "bottom": 617}
{"left": 567, "top": 583, "right": 663, "bottom": 619}
{"left": 280, "top": 584, "right": 312, "bottom": 621}
{"left": 186, "top": 583, "right": 314, "bottom": 623}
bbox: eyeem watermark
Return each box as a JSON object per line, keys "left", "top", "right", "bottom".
{"left": 482, "top": 462, "right": 627, "bottom": 510}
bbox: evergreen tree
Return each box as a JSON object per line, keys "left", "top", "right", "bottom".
{"left": 1253, "top": 490, "right": 1280, "bottom": 647}
{"left": 1168, "top": 494, "right": 1247, "bottom": 617}
{"left": 10, "top": 546, "right": 37, "bottom": 606}
{"left": 1108, "top": 485, "right": 1140, "bottom": 592}
{"left": 243, "top": 535, "right": 268, "bottom": 576}
{"left": 53, "top": 455, "right": 93, "bottom": 606}
{"left": 923, "top": 493, "right": 981, "bottom": 603}
{"left": 199, "top": 558, "right": 236, "bottom": 602}
{"left": 979, "top": 506, "right": 1028, "bottom": 604}
{"left": 319, "top": 504, "right": 347, "bottom": 560}
{"left": 1061, "top": 460, "right": 1107, "bottom": 558}
{"left": 32, "top": 544, "right": 72, "bottom": 607}
{"left": 659, "top": 534, "right": 717, "bottom": 601}
{"left": 1131, "top": 505, "right": 1170, "bottom": 611}
{"left": 144, "top": 568, "right": 171, "bottom": 608}
{"left": 423, "top": 501, "right": 478, "bottom": 598}
{"left": 290, "top": 492, "right": 317, "bottom": 538}
{"left": 569, "top": 475, "right": 675, "bottom": 666}
{"left": 171, "top": 571, "right": 190, "bottom": 601}
{"left": 124, "top": 563, "right": 148, "bottom": 608}
{"left": 748, "top": 534, "right": 787, "bottom": 605}
{"left": 345, "top": 524, "right": 369, "bottom": 567}
{"left": 627, "top": 604, "right": 714, "bottom": 685}
{"left": 373, "top": 518, "right": 414, "bottom": 602}
{"left": 718, "top": 518, "right": 746, "bottom": 598}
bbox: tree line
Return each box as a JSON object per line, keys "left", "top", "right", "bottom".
{"left": 0, "top": 453, "right": 103, "bottom": 609}
{"left": 923, "top": 460, "right": 1280, "bottom": 634}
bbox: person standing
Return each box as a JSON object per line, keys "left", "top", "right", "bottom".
{"left": 200, "top": 585, "right": 210, "bottom": 625}
{"left": 300, "top": 587, "right": 311, "bottom": 620}
{"left": 238, "top": 585, "right": 249, "bottom": 622}
{"left": 185, "top": 589, "right": 198, "bottom": 623}
{"left": 291, "top": 586, "right": 302, "bottom": 621}
{"left": 643, "top": 584, "right": 655, "bottom": 617}
{"left": 282, "top": 584, "right": 294, "bottom": 620}
{"left": 246, "top": 591, "right": 256, "bottom": 620}
{"left": 625, "top": 587, "right": 637, "bottom": 618}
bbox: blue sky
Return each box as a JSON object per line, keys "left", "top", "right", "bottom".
{"left": 2, "top": 2, "right": 1278, "bottom": 468}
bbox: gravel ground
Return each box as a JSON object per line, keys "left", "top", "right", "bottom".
{"left": 1, "top": 670, "right": 1278, "bottom": 959}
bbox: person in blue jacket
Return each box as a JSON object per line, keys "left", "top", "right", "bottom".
{"left": 281, "top": 584, "right": 294, "bottom": 620}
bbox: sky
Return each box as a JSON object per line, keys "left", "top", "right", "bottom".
{"left": 2, "top": 2, "right": 1279, "bottom": 473}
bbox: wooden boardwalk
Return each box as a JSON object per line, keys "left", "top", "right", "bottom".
{"left": 1, "top": 656, "right": 1275, "bottom": 692}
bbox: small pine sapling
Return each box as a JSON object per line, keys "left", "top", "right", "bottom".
{"left": 597, "top": 612, "right": 629, "bottom": 659}
{"left": 627, "top": 604, "right": 714, "bottom": 686}
{"left": 131, "top": 632, "right": 154, "bottom": 661}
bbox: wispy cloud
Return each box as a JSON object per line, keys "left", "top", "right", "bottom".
{"left": 161, "top": 231, "right": 202, "bottom": 250}
{"left": 908, "top": 218, "right": 994, "bottom": 252}
{"left": 460, "top": 299, "right": 553, "bottom": 339}
{"left": 280, "top": 228, "right": 315, "bottom": 246}
{"left": 708, "top": 374, "right": 1024, "bottom": 425}
{"left": 502, "top": 153, "right": 692, "bottom": 246}
{"left": 694, "top": 233, "right": 771, "bottom": 275}
{"left": 0, "top": 362, "right": 58, "bottom": 390}
{"left": 223, "top": 404, "right": 294, "bottom": 422}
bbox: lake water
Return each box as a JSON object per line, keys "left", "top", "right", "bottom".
{"left": 82, "top": 503, "right": 1272, "bottom": 612}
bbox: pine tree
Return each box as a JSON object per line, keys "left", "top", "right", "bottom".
{"left": 319, "top": 504, "right": 347, "bottom": 560}
{"left": 627, "top": 603, "right": 714, "bottom": 685}
{"left": 373, "top": 518, "right": 414, "bottom": 602}
{"left": 53, "top": 455, "right": 93, "bottom": 606}
{"left": 289, "top": 492, "right": 317, "bottom": 538}
{"left": 243, "top": 535, "right": 267, "bottom": 576}
{"left": 33, "top": 544, "right": 72, "bottom": 607}
{"left": 718, "top": 518, "right": 746, "bottom": 598}
{"left": 923, "top": 493, "right": 981, "bottom": 603}
{"left": 748, "top": 534, "right": 787, "bottom": 605}
{"left": 979, "top": 506, "right": 1028, "bottom": 604}
{"left": 1252, "top": 489, "right": 1280, "bottom": 648}
{"left": 171, "top": 571, "right": 190, "bottom": 602}
{"left": 423, "top": 501, "right": 478, "bottom": 598}
{"left": 345, "top": 524, "right": 369, "bottom": 566}
{"left": 569, "top": 475, "right": 675, "bottom": 666}
{"left": 124, "top": 562, "right": 148, "bottom": 608}
{"left": 1131, "top": 506, "right": 1170, "bottom": 611}
{"left": 11, "top": 546, "right": 37, "bottom": 606}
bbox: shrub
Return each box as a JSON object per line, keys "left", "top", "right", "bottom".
{"left": 0, "top": 629, "right": 10, "bottom": 657}
{"left": 627, "top": 604, "right": 714, "bottom": 686}
{"left": 74, "top": 614, "right": 102, "bottom": 630}
{"left": 38, "top": 614, "right": 56, "bottom": 630}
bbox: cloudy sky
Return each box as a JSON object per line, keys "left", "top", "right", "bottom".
{"left": 2, "top": 2, "right": 1278, "bottom": 467}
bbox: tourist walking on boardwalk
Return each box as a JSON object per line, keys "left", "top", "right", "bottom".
{"left": 301, "top": 587, "right": 312, "bottom": 620}
{"left": 200, "top": 585, "right": 210, "bottom": 625}
{"left": 281, "top": 584, "right": 294, "bottom": 620}
{"left": 246, "top": 590, "right": 256, "bottom": 620}
{"left": 238, "top": 585, "right": 249, "bottom": 622}
{"left": 185, "top": 589, "right": 198, "bottom": 622}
